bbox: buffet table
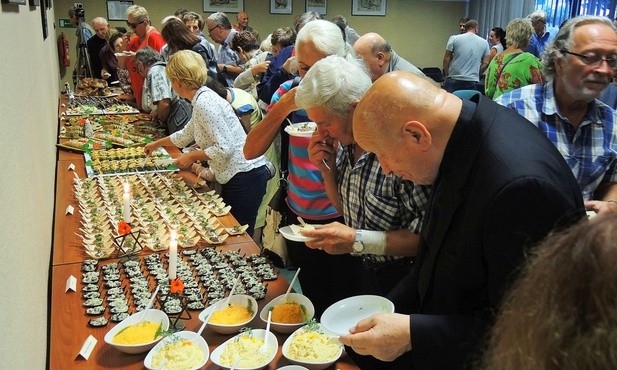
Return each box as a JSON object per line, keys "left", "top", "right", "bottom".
{"left": 48, "top": 98, "right": 359, "bottom": 369}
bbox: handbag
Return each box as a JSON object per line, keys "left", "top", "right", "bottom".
{"left": 262, "top": 206, "right": 291, "bottom": 268}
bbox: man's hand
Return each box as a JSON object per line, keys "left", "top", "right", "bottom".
{"left": 251, "top": 60, "right": 271, "bottom": 75}
{"left": 301, "top": 222, "right": 355, "bottom": 254}
{"left": 307, "top": 130, "right": 335, "bottom": 172}
{"left": 585, "top": 200, "right": 617, "bottom": 215}
{"left": 339, "top": 313, "right": 412, "bottom": 361}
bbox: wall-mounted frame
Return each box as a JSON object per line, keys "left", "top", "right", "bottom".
{"left": 270, "top": 0, "right": 292, "bottom": 14}
{"left": 352, "top": 0, "right": 386, "bottom": 16}
{"left": 204, "top": 0, "right": 243, "bottom": 13}
{"left": 107, "top": 0, "right": 133, "bottom": 21}
{"left": 306, "top": 0, "right": 326, "bottom": 15}
{"left": 29, "top": 0, "right": 40, "bottom": 7}
{"left": 1, "top": 0, "right": 27, "bottom": 4}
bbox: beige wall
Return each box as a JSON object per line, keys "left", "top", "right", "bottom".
{"left": 0, "top": 3, "right": 59, "bottom": 370}
{"left": 55, "top": 0, "right": 467, "bottom": 88}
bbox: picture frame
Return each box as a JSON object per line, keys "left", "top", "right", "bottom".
{"left": 270, "top": 0, "right": 292, "bottom": 15}
{"left": 106, "top": 0, "right": 133, "bottom": 21}
{"left": 306, "top": 0, "right": 326, "bottom": 15}
{"left": 1, "top": 0, "right": 27, "bottom": 4}
{"left": 203, "top": 0, "right": 243, "bottom": 13}
{"left": 351, "top": 0, "right": 386, "bottom": 16}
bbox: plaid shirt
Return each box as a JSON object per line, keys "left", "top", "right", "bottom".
{"left": 337, "top": 145, "right": 430, "bottom": 262}
{"left": 496, "top": 82, "right": 617, "bottom": 200}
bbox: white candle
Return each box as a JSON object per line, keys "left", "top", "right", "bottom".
{"left": 169, "top": 230, "right": 177, "bottom": 280}
{"left": 122, "top": 181, "right": 131, "bottom": 223}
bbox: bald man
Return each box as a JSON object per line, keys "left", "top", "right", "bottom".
{"left": 340, "top": 72, "right": 585, "bottom": 370}
{"left": 353, "top": 32, "right": 426, "bottom": 82}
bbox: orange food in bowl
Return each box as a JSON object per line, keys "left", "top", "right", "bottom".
{"left": 271, "top": 302, "right": 305, "bottom": 324}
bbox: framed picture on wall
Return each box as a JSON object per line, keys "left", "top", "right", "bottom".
{"left": 204, "top": 0, "right": 243, "bottom": 13}
{"left": 352, "top": 0, "right": 386, "bottom": 16}
{"left": 306, "top": 0, "right": 326, "bottom": 15}
{"left": 107, "top": 1, "right": 134, "bottom": 21}
{"left": 1, "top": 0, "right": 27, "bottom": 4}
{"left": 270, "top": 0, "right": 292, "bottom": 14}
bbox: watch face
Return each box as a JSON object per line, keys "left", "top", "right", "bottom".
{"left": 353, "top": 241, "right": 364, "bottom": 253}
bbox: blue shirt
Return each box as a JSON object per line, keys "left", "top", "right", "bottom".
{"left": 217, "top": 29, "right": 242, "bottom": 87}
{"left": 526, "top": 26, "right": 559, "bottom": 58}
{"left": 495, "top": 82, "right": 617, "bottom": 200}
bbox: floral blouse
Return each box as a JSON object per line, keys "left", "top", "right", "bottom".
{"left": 485, "top": 51, "right": 543, "bottom": 100}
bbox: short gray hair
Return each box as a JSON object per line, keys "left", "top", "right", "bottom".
{"left": 207, "top": 12, "right": 231, "bottom": 30}
{"left": 135, "top": 47, "right": 162, "bottom": 68}
{"left": 506, "top": 18, "right": 533, "bottom": 49}
{"left": 294, "top": 11, "right": 321, "bottom": 32}
{"left": 296, "top": 19, "right": 353, "bottom": 60}
{"left": 127, "top": 5, "right": 148, "bottom": 23}
{"left": 528, "top": 10, "right": 547, "bottom": 24}
{"left": 542, "top": 15, "right": 617, "bottom": 80}
{"left": 296, "top": 55, "right": 371, "bottom": 118}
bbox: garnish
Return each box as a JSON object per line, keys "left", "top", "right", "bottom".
{"left": 305, "top": 318, "right": 321, "bottom": 332}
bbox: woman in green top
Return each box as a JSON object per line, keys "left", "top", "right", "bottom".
{"left": 485, "top": 18, "right": 544, "bottom": 99}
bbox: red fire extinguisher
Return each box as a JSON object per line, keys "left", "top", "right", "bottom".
{"left": 58, "top": 32, "right": 70, "bottom": 68}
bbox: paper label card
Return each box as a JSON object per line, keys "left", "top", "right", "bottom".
{"left": 76, "top": 335, "right": 97, "bottom": 360}
{"left": 66, "top": 205, "right": 74, "bottom": 215}
{"left": 68, "top": 163, "right": 76, "bottom": 171}
{"left": 65, "top": 275, "right": 77, "bottom": 292}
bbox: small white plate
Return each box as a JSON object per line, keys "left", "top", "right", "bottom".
{"left": 284, "top": 122, "right": 317, "bottom": 138}
{"left": 279, "top": 225, "right": 315, "bottom": 243}
{"left": 321, "top": 295, "right": 395, "bottom": 336}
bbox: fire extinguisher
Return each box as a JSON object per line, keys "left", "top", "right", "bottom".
{"left": 58, "top": 32, "right": 70, "bottom": 68}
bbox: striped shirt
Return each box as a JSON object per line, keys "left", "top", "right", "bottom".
{"left": 269, "top": 80, "right": 339, "bottom": 220}
{"left": 496, "top": 82, "right": 617, "bottom": 200}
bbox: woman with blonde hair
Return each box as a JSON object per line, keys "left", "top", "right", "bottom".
{"left": 144, "top": 50, "right": 270, "bottom": 235}
{"left": 481, "top": 213, "right": 617, "bottom": 369}
{"left": 485, "top": 18, "right": 543, "bottom": 99}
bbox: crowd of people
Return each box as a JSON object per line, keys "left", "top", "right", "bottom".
{"left": 71, "top": 4, "right": 617, "bottom": 369}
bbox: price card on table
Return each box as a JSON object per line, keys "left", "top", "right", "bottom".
{"left": 76, "top": 335, "right": 97, "bottom": 360}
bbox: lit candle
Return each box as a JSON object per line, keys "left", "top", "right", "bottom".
{"left": 169, "top": 230, "right": 177, "bottom": 280}
{"left": 123, "top": 181, "right": 131, "bottom": 223}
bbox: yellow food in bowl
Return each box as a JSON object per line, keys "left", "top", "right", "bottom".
{"left": 220, "top": 334, "right": 272, "bottom": 367}
{"left": 287, "top": 330, "right": 340, "bottom": 362}
{"left": 151, "top": 339, "right": 205, "bottom": 370}
{"left": 210, "top": 304, "right": 252, "bottom": 325}
{"left": 271, "top": 302, "right": 305, "bottom": 324}
{"left": 112, "top": 321, "right": 163, "bottom": 345}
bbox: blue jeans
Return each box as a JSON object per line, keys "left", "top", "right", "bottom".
{"left": 443, "top": 77, "right": 479, "bottom": 93}
{"left": 221, "top": 165, "right": 269, "bottom": 236}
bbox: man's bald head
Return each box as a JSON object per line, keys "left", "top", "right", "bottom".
{"left": 354, "top": 32, "right": 392, "bottom": 81}
{"left": 353, "top": 71, "right": 461, "bottom": 184}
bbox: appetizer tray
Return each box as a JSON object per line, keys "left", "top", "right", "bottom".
{"left": 56, "top": 138, "right": 111, "bottom": 153}
{"left": 84, "top": 147, "right": 178, "bottom": 177}
{"left": 64, "top": 96, "right": 140, "bottom": 116}
{"left": 73, "top": 172, "right": 233, "bottom": 258}
{"left": 80, "top": 249, "right": 277, "bottom": 327}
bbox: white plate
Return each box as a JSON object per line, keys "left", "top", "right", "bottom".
{"left": 320, "top": 295, "right": 395, "bottom": 336}
{"left": 284, "top": 122, "right": 317, "bottom": 138}
{"left": 279, "top": 225, "right": 315, "bottom": 243}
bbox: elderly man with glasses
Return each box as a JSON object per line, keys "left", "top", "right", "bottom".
{"left": 496, "top": 15, "right": 617, "bottom": 215}
{"left": 117, "top": 5, "right": 165, "bottom": 108}
{"left": 207, "top": 12, "right": 243, "bottom": 87}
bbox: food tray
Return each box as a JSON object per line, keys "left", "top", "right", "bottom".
{"left": 84, "top": 147, "right": 179, "bottom": 177}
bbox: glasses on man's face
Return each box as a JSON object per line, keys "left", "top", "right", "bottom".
{"left": 562, "top": 49, "right": 617, "bottom": 69}
{"left": 208, "top": 24, "right": 220, "bottom": 34}
{"left": 126, "top": 19, "right": 146, "bottom": 29}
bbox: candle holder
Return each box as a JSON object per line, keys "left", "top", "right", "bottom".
{"left": 158, "top": 278, "right": 192, "bottom": 332}
{"left": 113, "top": 225, "right": 143, "bottom": 260}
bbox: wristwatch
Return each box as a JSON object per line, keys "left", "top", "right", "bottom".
{"left": 352, "top": 229, "right": 364, "bottom": 253}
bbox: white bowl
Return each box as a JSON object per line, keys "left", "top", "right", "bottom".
{"left": 198, "top": 294, "right": 258, "bottom": 334}
{"left": 259, "top": 293, "right": 315, "bottom": 334}
{"left": 143, "top": 330, "right": 209, "bottom": 370}
{"left": 282, "top": 323, "right": 343, "bottom": 370}
{"left": 320, "top": 295, "right": 395, "bottom": 336}
{"left": 104, "top": 309, "right": 170, "bottom": 354}
{"left": 210, "top": 329, "right": 278, "bottom": 370}
{"left": 277, "top": 366, "right": 309, "bottom": 370}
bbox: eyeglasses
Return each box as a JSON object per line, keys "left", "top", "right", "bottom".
{"left": 126, "top": 19, "right": 146, "bottom": 29}
{"left": 207, "top": 24, "right": 220, "bottom": 34}
{"left": 561, "top": 49, "right": 617, "bottom": 69}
